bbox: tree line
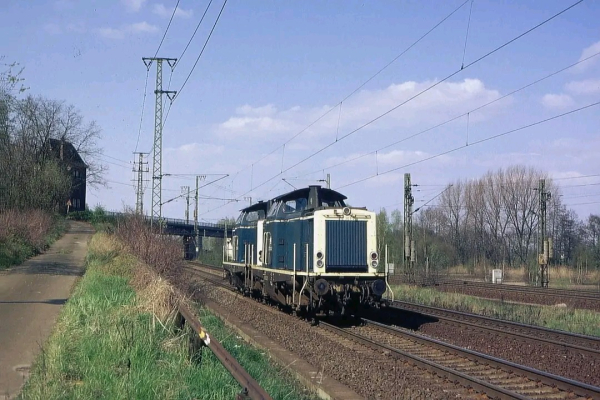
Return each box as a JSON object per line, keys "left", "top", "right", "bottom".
{"left": 0, "top": 60, "right": 103, "bottom": 212}
{"left": 377, "top": 165, "right": 600, "bottom": 279}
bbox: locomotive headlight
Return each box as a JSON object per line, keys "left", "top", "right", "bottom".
{"left": 258, "top": 250, "right": 262, "bottom": 262}
{"left": 343, "top": 207, "right": 351, "bottom": 216}
{"left": 371, "top": 260, "right": 378, "bottom": 268}
{"left": 317, "top": 259, "right": 324, "bottom": 268}
{"left": 370, "top": 251, "right": 378, "bottom": 260}
{"left": 316, "top": 250, "right": 324, "bottom": 260}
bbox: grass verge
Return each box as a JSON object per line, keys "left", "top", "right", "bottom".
{"left": 392, "top": 284, "right": 600, "bottom": 337}
{"left": 20, "top": 233, "right": 315, "bottom": 400}
{"left": 0, "top": 210, "right": 66, "bottom": 270}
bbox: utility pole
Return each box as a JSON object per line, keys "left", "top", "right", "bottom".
{"left": 195, "top": 176, "right": 200, "bottom": 259}
{"left": 537, "top": 179, "right": 551, "bottom": 287}
{"left": 142, "top": 57, "right": 177, "bottom": 227}
{"left": 326, "top": 173, "right": 330, "bottom": 189}
{"left": 403, "top": 173, "right": 415, "bottom": 280}
{"left": 244, "top": 196, "right": 252, "bottom": 206}
{"left": 133, "top": 152, "right": 149, "bottom": 215}
{"left": 181, "top": 186, "right": 190, "bottom": 223}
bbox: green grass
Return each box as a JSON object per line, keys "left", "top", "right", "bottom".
{"left": 197, "top": 308, "right": 315, "bottom": 400}
{"left": 21, "top": 235, "right": 315, "bottom": 400}
{"left": 392, "top": 284, "right": 600, "bottom": 337}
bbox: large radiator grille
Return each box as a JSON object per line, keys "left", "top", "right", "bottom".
{"left": 325, "top": 220, "right": 367, "bottom": 272}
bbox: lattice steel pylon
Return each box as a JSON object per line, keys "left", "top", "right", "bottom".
{"left": 133, "top": 152, "right": 149, "bottom": 215}
{"left": 142, "top": 57, "right": 177, "bottom": 227}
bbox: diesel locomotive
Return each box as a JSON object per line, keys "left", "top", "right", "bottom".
{"left": 223, "top": 185, "right": 388, "bottom": 316}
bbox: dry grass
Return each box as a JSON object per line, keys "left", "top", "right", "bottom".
{"left": 446, "top": 264, "right": 600, "bottom": 286}
{"left": 130, "top": 263, "right": 183, "bottom": 325}
{"left": 0, "top": 209, "right": 54, "bottom": 251}
{"left": 113, "top": 214, "right": 183, "bottom": 281}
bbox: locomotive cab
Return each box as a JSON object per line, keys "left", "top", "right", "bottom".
{"left": 224, "top": 185, "right": 388, "bottom": 316}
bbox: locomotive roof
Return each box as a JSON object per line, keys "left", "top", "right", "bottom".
{"left": 273, "top": 185, "right": 347, "bottom": 202}
{"left": 240, "top": 200, "right": 269, "bottom": 213}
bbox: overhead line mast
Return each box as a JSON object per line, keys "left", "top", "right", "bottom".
{"left": 142, "top": 57, "right": 177, "bottom": 226}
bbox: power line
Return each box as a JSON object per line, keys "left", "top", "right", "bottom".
{"left": 178, "top": 0, "right": 215, "bottom": 64}
{"left": 176, "top": 0, "right": 228, "bottom": 100}
{"left": 238, "top": 0, "right": 584, "bottom": 198}
{"left": 154, "top": 0, "right": 181, "bottom": 58}
{"left": 552, "top": 173, "right": 600, "bottom": 181}
{"left": 338, "top": 100, "right": 600, "bottom": 189}
{"left": 134, "top": 68, "right": 150, "bottom": 153}
{"left": 99, "top": 153, "right": 131, "bottom": 164}
{"left": 291, "top": 48, "right": 600, "bottom": 179}
{"left": 559, "top": 182, "right": 600, "bottom": 188}
{"left": 227, "top": 0, "right": 472, "bottom": 180}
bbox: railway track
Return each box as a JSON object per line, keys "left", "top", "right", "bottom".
{"left": 389, "top": 300, "right": 600, "bottom": 355}
{"left": 322, "top": 318, "right": 600, "bottom": 399}
{"left": 184, "top": 262, "right": 600, "bottom": 399}
{"left": 431, "top": 280, "right": 600, "bottom": 311}
{"left": 439, "top": 280, "right": 600, "bottom": 300}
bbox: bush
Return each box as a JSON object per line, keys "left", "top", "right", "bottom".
{"left": 0, "top": 209, "right": 64, "bottom": 268}
{"left": 113, "top": 214, "right": 182, "bottom": 281}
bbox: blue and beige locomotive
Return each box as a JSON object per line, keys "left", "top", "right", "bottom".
{"left": 223, "top": 185, "right": 387, "bottom": 315}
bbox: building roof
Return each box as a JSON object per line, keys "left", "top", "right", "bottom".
{"left": 48, "top": 138, "right": 87, "bottom": 168}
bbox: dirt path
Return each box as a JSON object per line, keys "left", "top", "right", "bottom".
{"left": 0, "top": 221, "right": 93, "bottom": 399}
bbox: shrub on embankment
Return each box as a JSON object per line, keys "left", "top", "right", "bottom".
{"left": 113, "top": 214, "right": 183, "bottom": 281}
{"left": 0, "top": 209, "right": 65, "bottom": 269}
{"left": 21, "top": 232, "right": 314, "bottom": 399}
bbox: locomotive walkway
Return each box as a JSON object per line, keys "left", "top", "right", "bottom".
{"left": 0, "top": 221, "right": 93, "bottom": 399}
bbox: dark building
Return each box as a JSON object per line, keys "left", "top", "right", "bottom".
{"left": 48, "top": 138, "right": 87, "bottom": 213}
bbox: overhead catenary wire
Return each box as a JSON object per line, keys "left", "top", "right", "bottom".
{"left": 337, "top": 100, "right": 600, "bottom": 189}
{"left": 233, "top": 0, "right": 584, "bottom": 200}
{"left": 227, "top": 0, "right": 472, "bottom": 179}
{"left": 291, "top": 48, "right": 600, "bottom": 180}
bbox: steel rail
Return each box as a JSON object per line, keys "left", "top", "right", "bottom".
{"left": 318, "top": 320, "right": 528, "bottom": 400}
{"left": 186, "top": 263, "right": 600, "bottom": 397}
{"left": 177, "top": 302, "right": 272, "bottom": 400}
{"left": 185, "top": 264, "right": 517, "bottom": 398}
{"left": 359, "top": 318, "right": 600, "bottom": 399}
{"left": 392, "top": 300, "right": 600, "bottom": 352}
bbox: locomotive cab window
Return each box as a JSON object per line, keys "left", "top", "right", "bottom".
{"left": 283, "top": 197, "right": 307, "bottom": 213}
{"left": 245, "top": 211, "right": 260, "bottom": 222}
{"left": 235, "top": 212, "right": 244, "bottom": 225}
{"left": 267, "top": 202, "right": 281, "bottom": 217}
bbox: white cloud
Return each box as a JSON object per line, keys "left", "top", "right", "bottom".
{"left": 129, "top": 21, "right": 159, "bottom": 33}
{"left": 541, "top": 93, "right": 574, "bottom": 109}
{"left": 152, "top": 3, "right": 193, "bottom": 18}
{"left": 97, "top": 22, "right": 158, "bottom": 39}
{"left": 573, "top": 40, "right": 600, "bottom": 73}
{"left": 216, "top": 78, "right": 506, "bottom": 140}
{"left": 122, "top": 0, "right": 146, "bottom": 12}
{"left": 565, "top": 79, "right": 600, "bottom": 95}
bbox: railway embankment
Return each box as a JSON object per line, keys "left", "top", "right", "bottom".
{"left": 22, "top": 228, "right": 314, "bottom": 400}
{"left": 392, "top": 284, "right": 600, "bottom": 337}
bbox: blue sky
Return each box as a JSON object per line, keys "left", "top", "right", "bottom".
{"left": 2, "top": 0, "right": 599, "bottom": 221}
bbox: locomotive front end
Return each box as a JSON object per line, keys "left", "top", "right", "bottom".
{"left": 312, "top": 205, "right": 387, "bottom": 310}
